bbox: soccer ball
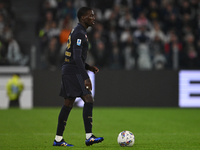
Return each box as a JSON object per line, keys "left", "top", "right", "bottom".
{"left": 117, "top": 130, "right": 135, "bottom": 147}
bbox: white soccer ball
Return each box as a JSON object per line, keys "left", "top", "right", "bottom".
{"left": 117, "top": 130, "right": 135, "bottom": 147}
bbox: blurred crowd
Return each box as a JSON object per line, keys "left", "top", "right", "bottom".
{"left": 35, "top": 0, "right": 199, "bottom": 70}
{"left": 0, "top": 0, "right": 28, "bottom": 66}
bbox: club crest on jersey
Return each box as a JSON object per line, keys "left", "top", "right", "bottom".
{"left": 77, "top": 39, "right": 81, "bottom": 46}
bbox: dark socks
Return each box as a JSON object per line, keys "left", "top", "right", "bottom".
{"left": 56, "top": 105, "right": 72, "bottom": 136}
{"left": 83, "top": 102, "right": 93, "bottom": 133}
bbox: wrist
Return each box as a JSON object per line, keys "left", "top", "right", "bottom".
{"left": 85, "top": 63, "right": 90, "bottom": 70}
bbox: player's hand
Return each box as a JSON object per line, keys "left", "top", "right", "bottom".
{"left": 89, "top": 66, "right": 99, "bottom": 74}
{"left": 85, "top": 78, "right": 92, "bottom": 91}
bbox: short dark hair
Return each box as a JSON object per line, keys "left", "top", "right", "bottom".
{"left": 77, "top": 7, "right": 92, "bottom": 21}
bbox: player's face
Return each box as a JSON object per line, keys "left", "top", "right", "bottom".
{"left": 84, "top": 10, "right": 95, "bottom": 26}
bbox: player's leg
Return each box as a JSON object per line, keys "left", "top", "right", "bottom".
{"left": 81, "top": 94, "right": 93, "bottom": 137}
{"left": 9, "top": 99, "right": 19, "bottom": 108}
{"left": 81, "top": 94, "right": 104, "bottom": 146}
{"left": 53, "top": 98, "right": 75, "bottom": 147}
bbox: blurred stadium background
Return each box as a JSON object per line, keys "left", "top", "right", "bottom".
{"left": 0, "top": 0, "right": 200, "bottom": 108}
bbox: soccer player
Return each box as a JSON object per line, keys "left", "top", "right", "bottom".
{"left": 53, "top": 7, "right": 104, "bottom": 147}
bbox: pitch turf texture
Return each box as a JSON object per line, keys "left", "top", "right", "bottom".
{"left": 0, "top": 107, "right": 200, "bottom": 150}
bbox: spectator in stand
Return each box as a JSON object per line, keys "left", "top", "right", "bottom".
{"left": 181, "top": 13, "right": 195, "bottom": 31}
{"left": 190, "top": 0, "right": 198, "bottom": 11}
{"left": 44, "top": 36, "right": 60, "bottom": 70}
{"left": 164, "top": 13, "right": 182, "bottom": 35}
{"left": 39, "top": 23, "right": 51, "bottom": 50}
{"left": 150, "top": 35, "right": 165, "bottom": 57}
{"left": 103, "top": 5, "right": 121, "bottom": 30}
{"left": 58, "top": 11, "right": 73, "bottom": 29}
{"left": 182, "top": 34, "right": 199, "bottom": 69}
{"left": 109, "top": 46, "right": 123, "bottom": 69}
{"left": 136, "top": 12, "right": 152, "bottom": 30}
{"left": 182, "top": 46, "right": 199, "bottom": 69}
{"left": 150, "top": 35, "right": 167, "bottom": 69}
{"left": 47, "top": 21, "right": 60, "bottom": 39}
{"left": 45, "top": 0, "right": 58, "bottom": 8}
{"left": 39, "top": 0, "right": 58, "bottom": 17}
{"left": 133, "top": 0, "right": 144, "bottom": 19}
{"left": 123, "top": 35, "right": 136, "bottom": 70}
{"left": 2, "top": 24, "right": 13, "bottom": 42}
{"left": 74, "top": 0, "right": 87, "bottom": 10}
{"left": 115, "top": 0, "right": 133, "bottom": 10}
{"left": 118, "top": 12, "right": 137, "bottom": 31}
{"left": 0, "top": 40, "right": 8, "bottom": 65}
{"left": 59, "top": 22, "right": 72, "bottom": 45}
{"left": 197, "top": 39, "right": 200, "bottom": 66}
{"left": 181, "top": 25, "right": 194, "bottom": 41}
{"left": 0, "top": 0, "right": 15, "bottom": 26}
{"left": 89, "top": 0, "right": 114, "bottom": 13}
{"left": 120, "top": 28, "right": 132, "bottom": 44}
{"left": 0, "top": 14, "right": 5, "bottom": 36}
{"left": 165, "top": 33, "right": 182, "bottom": 69}
{"left": 59, "top": 22, "right": 72, "bottom": 65}
{"left": 133, "top": 25, "right": 150, "bottom": 46}
{"left": 90, "top": 22, "right": 108, "bottom": 58}
{"left": 93, "top": 40, "right": 107, "bottom": 69}
{"left": 162, "top": 3, "right": 178, "bottom": 22}
{"left": 44, "top": 11, "right": 55, "bottom": 28}
{"left": 7, "top": 36, "right": 28, "bottom": 66}
{"left": 149, "top": 21, "right": 167, "bottom": 43}
{"left": 0, "top": 1, "right": 9, "bottom": 18}
{"left": 137, "top": 43, "right": 152, "bottom": 70}
{"left": 59, "top": 0, "right": 76, "bottom": 21}
{"left": 36, "top": 1, "right": 57, "bottom": 35}
{"left": 38, "top": 10, "right": 57, "bottom": 65}
{"left": 178, "top": 0, "right": 196, "bottom": 28}
{"left": 184, "top": 33, "right": 196, "bottom": 50}
{"left": 152, "top": 50, "right": 167, "bottom": 69}
{"left": 38, "top": 11, "right": 55, "bottom": 38}
{"left": 108, "top": 25, "right": 118, "bottom": 44}
{"left": 146, "top": 0, "right": 161, "bottom": 21}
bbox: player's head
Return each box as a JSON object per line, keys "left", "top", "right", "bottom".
{"left": 13, "top": 73, "right": 20, "bottom": 77}
{"left": 77, "top": 7, "right": 95, "bottom": 27}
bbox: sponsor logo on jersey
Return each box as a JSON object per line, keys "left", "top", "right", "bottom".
{"left": 77, "top": 39, "right": 81, "bottom": 46}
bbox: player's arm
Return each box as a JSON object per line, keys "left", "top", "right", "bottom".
{"left": 73, "top": 49, "right": 89, "bottom": 80}
{"left": 73, "top": 34, "right": 91, "bottom": 90}
{"left": 73, "top": 50, "right": 92, "bottom": 91}
{"left": 85, "top": 63, "right": 99, "bottom": 74}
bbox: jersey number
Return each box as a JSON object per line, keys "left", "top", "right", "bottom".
{"left": 66, "top": 35, "right": 71, "bottom": 50}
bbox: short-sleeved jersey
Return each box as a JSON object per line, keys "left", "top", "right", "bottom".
{"left": 62, "top": 23, "right": 89, "bottom": 80}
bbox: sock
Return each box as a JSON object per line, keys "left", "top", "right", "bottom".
{"left": 55, "top": 135, "right": 63, "bottom": 142}
{"left": 86, "top": 133, "right": 93, "bottom": 140}
{"left": 83, "top": 102, "right": 93, "bottom": 134}
{"left": 56, "top": 105, "right": 72, "bottom": 136}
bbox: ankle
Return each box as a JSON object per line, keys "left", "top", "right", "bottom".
{"left": 86, "top": 133, "right": 93, "bottom": 139}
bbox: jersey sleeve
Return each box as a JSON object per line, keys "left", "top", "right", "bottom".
{"left": 72, "top": 33, "right": 89, "bottom": 80}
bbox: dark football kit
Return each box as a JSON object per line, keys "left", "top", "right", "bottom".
{"left": 59, "top": 23, "right": 91, "bottom": 100}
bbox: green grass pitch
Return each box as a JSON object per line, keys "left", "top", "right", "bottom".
{"left": 0, "top": 107, "right": 200, "bottom": 150}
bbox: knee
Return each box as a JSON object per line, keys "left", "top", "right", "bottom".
{"left": 82, "top": 94, "right": 94, "bottom": 103}
{"left": 64, "top": 99, "right": 75, "bottom": 107}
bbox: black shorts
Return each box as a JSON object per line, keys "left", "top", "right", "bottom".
{"left": 59, "top": 74, "right": 91, "bottom": 100}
